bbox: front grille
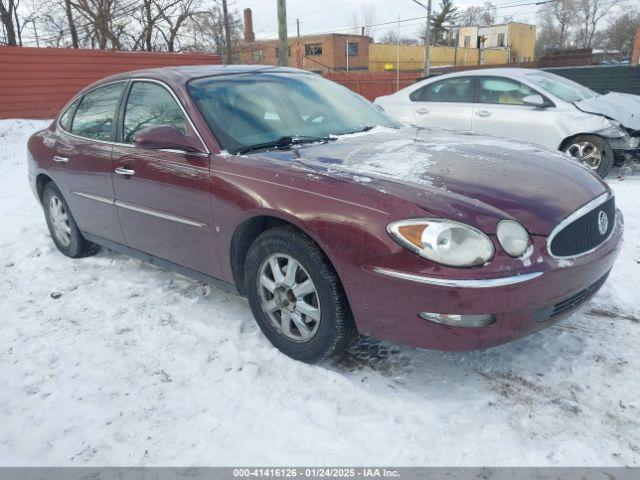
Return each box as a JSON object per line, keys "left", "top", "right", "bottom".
{"left": 549, "top": 196, "right": 615, "bottom": 257}
{"left": 534, "top": 272, "right": 609, "bottom": 323}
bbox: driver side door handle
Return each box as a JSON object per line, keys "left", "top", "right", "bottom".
{"left": 415, "top": 108, "right": 430, "bottom": 115}
{"left": 115, "top": 166, "right": 135, "bottom": 176}
{"left": 475, "top": 110, "right": 492, "bottom": 118}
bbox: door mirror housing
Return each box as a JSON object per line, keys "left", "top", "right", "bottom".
{"left": 522, "top": 94, "right": 552, "bottom": 108}
{"left": 132, "top": 125, "right": 206, "bottom": 154}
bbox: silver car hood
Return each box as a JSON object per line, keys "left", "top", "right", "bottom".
{"left": 574, "top": 92, "right": 640, "bottom": 130}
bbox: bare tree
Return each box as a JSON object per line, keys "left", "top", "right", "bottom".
{"left": 156, "top": 0, "right": 203, "bottom": 52}
{"left": 188, "top": 5, "right": 241, "bottom": 59}
{"left": 458, "top": 1, "right": 496, "bottom": 26}
{"left": 0, "top": 0, "right": 18, "bottom": 45}
{"left": 575, "top": 0, "right": 621, "bottom": 48}
{"left": 601, "top": 7, "right": 640, "bottom": 54}
{"left": 68, "top": 0, "right": 137, "bottom": 49}
{"left": 351, "top": 1, "right": 376, "bottom": 36}
{"left": 378, "top": 30, "right": 419, "bottom": 45}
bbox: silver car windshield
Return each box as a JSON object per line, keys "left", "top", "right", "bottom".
{"left": 525, "top": 72, "right": 598, "bottom": 103}
{"left": 188, "top": 72, "right": 400, "bottom": 153}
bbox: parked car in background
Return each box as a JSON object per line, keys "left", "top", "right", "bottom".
{"left": 375, "top": 68, "right": 640, "bottom": 178}
{"left": 28, "top": 66, "right": 623, "bottom": 362}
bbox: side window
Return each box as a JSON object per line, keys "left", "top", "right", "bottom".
{"left": 123, "top": 82, "right": 187, "bottom": 143}
{"left": 59, "top": 98, "right": 80, "bottom": 131}
{"left": 410, "top": 77, "right": 471, "bottom": 103}
{"left": 478, "top": 77, "right": 537, "bottom": 105}
{"left": 71, "top": 83, "right": 124, "bottom": 141}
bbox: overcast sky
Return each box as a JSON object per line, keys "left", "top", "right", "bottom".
{"left": 235, "top": 0, "right": 545, "bottom": 41}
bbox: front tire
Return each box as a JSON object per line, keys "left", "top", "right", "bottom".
{"left": 245, "top": 226, "right": 356, "bottom": 363}
{"left": 563, "top": 135, "right": 614, "bottom": 178}
{"left": 42, "top": 182, "right": 99, "bottom": 258}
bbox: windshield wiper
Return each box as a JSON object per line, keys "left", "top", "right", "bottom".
{"left": 337, "top": 125, "right": 377, "bottom": 136}
{"left": 234, "top": 135, "right": 335, "bottom": 155}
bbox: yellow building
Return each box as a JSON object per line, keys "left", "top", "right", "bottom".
{"left": 368, "top": 44, "right": 510, "bottom": 72}
{"left": 458, "top": 22, "right": 536, "bottom": 63}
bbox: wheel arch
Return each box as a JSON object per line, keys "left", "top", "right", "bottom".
{"left": 230, "top": 213, "right": 337, "bottom": 296}
{"left": 558, "top": 132, "right": 611, "bottom": 152}
{"left": 35, "top": 173, "right": 55, "bottom": 203}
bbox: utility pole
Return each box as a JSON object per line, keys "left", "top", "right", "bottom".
{"left": 296, "top": 18, "right": 300, "bottom": 37}
{"left": 221, "top": 0, "right": 232, "bottom": 64}
{"left": 277, "top": 0, "right": 288, "bottom": 66}
{"left": 410, "top": 0, "right": 432, "bottom": 77}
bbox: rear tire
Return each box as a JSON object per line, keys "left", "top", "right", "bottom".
{"left": 42, "top": 182, "right": 99, "bottom": 258}
{"left": 563, "top": 134, "right": 614, "bottom": 178}
{"left": 245, "top": 225, "right": 356, "bottom": 363}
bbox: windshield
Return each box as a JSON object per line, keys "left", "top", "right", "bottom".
{"left": 187, "top": 72, "right": 400, "bottom": 153}
{"left": 525, "top": 71, "right": 598, "bottom": 103}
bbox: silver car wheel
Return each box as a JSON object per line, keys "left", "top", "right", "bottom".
{"left": 48, "top": 194, "right": 72, "bottom": 247}
{"left": 566, "top": 141, "right": 602, "bottom": 170}
{"left": 257, "top": 253, "right": 321, "bottom": 343}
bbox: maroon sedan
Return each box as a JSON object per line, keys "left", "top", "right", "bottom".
{"left": 27, "top": 66, "right": 623, "bottom": 362}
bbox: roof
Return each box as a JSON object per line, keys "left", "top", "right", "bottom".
{"left": 439, "top": 67, "right": 541, "bottom": 78}
{"left": 92, "top": 64, "right": 310, "bottom": 87}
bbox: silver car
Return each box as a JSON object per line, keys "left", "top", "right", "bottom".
{"left": 375, "top": 68, "right": 640, "bottom": 178}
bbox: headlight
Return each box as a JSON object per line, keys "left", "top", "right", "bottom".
{"left": 497, "top": 220, "right": 530, "bottom": 257}
{"left": 388, "top": 219, "right": 494, "bottom": 267}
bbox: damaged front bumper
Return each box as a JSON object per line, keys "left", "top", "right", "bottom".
{"left": 607, "top": 133, "right": 640, "bottom": 164}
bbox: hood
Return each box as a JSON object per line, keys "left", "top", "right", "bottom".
{"left": 286, "top": 127, "right": 608, "bottom": 235}
{"left": 575, "top": 92, "right": 640, "bottom": 130}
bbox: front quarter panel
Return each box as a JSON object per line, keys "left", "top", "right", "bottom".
{"left": 209, "top": 153, "right": 425, "bottom": 299}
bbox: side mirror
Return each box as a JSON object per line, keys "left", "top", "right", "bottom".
{"left": 132, "top": 125, "right": 206, "bottom": 154}
{"left": 522, "top": 94, "right": 551, "bottom": 108}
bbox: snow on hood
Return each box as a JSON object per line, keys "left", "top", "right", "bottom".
{"left": 575, "top": 92, "right": 640, "bottom": 130}
{"left": 295, "top": 126, "right": 608, "bottom": 235}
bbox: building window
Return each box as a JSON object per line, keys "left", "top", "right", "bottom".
{"left": 305, "top": 43, "right": 323, "bottom": 56}
{"left": 251, "top": 49, "right": 265, "bottom": 62}
{"left": 346, "top": 42, "right": 359, "bottom": 56}
{"left": 463, "top": 35, "right": 471, "bottom": 48}
{"left": 497, "top": 33, "right": 505, "bottom": 47}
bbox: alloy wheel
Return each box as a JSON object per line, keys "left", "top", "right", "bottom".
{"left": 257, "top": 253, "right": 321, "bottom": 343}
{"left": 48, "top": 194, "right": 72, "bottom": 247}
{"left": 566, "top": 141, "right": 602, "bottom": 170}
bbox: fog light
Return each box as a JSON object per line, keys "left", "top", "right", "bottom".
{"left": 418, "top": 312, "right": 496, "bottom": 328}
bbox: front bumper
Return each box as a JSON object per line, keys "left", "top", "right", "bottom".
{"left": 347, "top": 210, "right": 624, "bottom": 351}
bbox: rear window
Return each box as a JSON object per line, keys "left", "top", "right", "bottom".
{"left": 410, "top": 77, "right": 472, "bottom": 103}
{"left": 59, "top": 98, "right": 80, "bottom": 131}
{"left": 71, "top": 83, "right": 124, "bottom": 141}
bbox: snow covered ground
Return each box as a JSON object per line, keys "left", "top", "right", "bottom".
{"left": 1, "top": 119, "right": 639, "bottom": 466}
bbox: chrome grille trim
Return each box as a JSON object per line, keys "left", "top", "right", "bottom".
{"left": 547, "top": 192, "right": 614, "bottom": 260}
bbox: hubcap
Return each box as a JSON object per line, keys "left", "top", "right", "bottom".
{"left": 48, "top": 194, "right": 71, "bottom": 247}
{"left": 566, "top": 141, "right": 602, "bottom": 170}
{"left": 257, "top": 253, "right": 321, "bottom": 343}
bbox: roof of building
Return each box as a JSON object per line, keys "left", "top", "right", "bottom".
{"left": 240, "top": 33, "right": 373, "bottom": 46}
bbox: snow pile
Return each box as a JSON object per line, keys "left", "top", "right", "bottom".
{"left": 1, "top": 119, "right": 639, "bottom": 466}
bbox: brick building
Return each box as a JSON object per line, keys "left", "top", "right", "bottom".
{"left": 237, "top": 8, "right": 371, "bottom": 73}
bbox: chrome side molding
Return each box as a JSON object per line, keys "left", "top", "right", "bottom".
{"left": 71, "top": 191, "right": 205, "bottom": 228}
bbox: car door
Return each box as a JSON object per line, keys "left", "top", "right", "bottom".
{"left": 110, "top": 80, "right": 222, "bottom": 279}
{"left": 472, "top": 76, "right": 561, "bottom": 149}
{"left": 409, "top": 77, "right": 473, "bottom": 131}
{"left": 54, "top": 82, "right": 127, "bottom": 244}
